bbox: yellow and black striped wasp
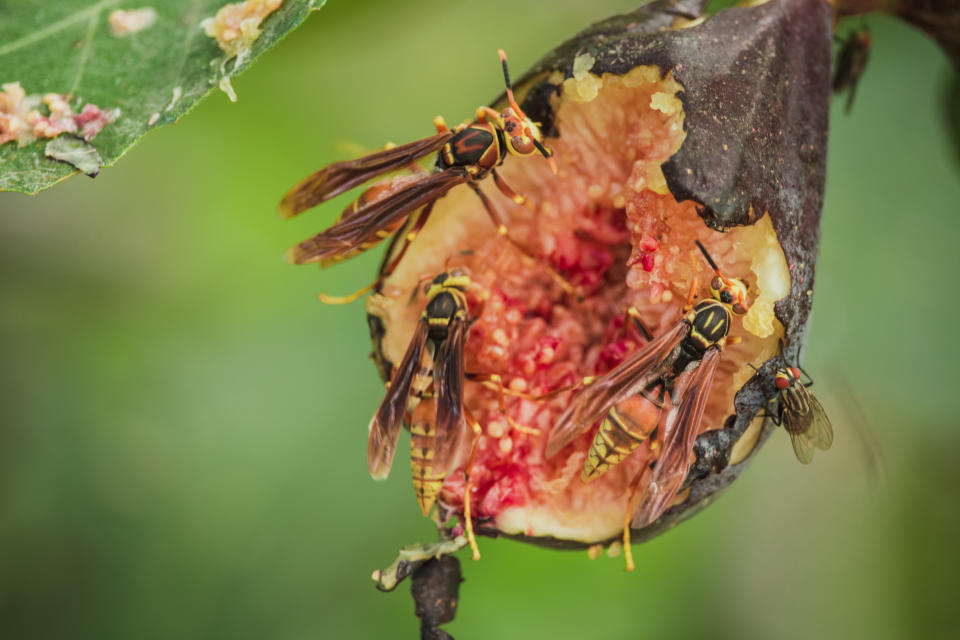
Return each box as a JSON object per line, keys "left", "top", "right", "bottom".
{"left": 771, "top": 356, "right": 834, "bottom": 464}
{"left": 367, "top": 269, "right": 526, "bottom": 559}
{"left": 545, "top": 241, "right": 750, "bottom": 566}
{"left": 279, "top": 50, "right": 558, "bottom": 302}
{"left": 367, "top": 270, "right": 474, "bottom": 507}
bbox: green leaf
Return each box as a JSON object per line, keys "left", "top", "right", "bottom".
{"left": 0, "top": 0, "right": 324, "bottom": 194}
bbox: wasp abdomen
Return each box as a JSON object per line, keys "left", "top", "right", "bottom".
{"left": 582, "top": 392, "right": 663, "bottom": 482}
{"left": 409, "top": 398, "right": 445, "bottom": 516}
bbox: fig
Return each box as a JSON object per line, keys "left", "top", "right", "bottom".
{"left": 362, "top": 0, "right": 832, "bottom": 551}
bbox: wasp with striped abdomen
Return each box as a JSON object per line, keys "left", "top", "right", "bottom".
{"left": 367, "top": 269, "right": 531, "bottom": 560}
{"left": 279, "top": 50, "right": 561, "bottom": 303}
{"left": 545, "top": 240, "right": 750, "bottom": 569}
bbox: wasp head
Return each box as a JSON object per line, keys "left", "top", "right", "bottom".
{"left": 709, "top": 274, "right": 750, "bottom": 315}
{"left": 498, "top": 49, "right": 557, "bottom": 173}
{"left": 696, "top": 239, "right": 750, "bottom": 315}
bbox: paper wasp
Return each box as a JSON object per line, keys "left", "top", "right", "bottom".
{"left": 367, "top": 269, "right": 531, "bottom": 560}
{"left": 833, "top": 27, "right": 871, "bottom": 114}
{"left": 771, "top": 356, "right": 834, "bottom": 464}
{"left": 279, "top": 50, "right": 560, "bottom": 303}
{"left": 545, "top": 241, "right": 750, "bottom": 567}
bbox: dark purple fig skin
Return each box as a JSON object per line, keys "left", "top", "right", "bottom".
{"left": 369, "top": 0, "right": 833, "bottom": 548}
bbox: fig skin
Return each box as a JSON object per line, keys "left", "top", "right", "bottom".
{"left": 368, "top": 0, "right": 833, "bottom": 548}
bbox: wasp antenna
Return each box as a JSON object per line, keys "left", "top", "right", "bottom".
{"left": 532, "top": 139, "right": 557, "bottom": 173}
{"left": 532, "top": 138, "right": 551, "bottom": 158}
{"left": 694, "top": 240, "right": 720, "bottom": 272}
{"left": 498, "top": 49, "right": 527, "bottom": 118}
{"left": 498, "top": 49, "right": 512, "bottom": 91}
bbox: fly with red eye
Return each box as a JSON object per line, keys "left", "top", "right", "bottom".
{"left": 279, "top": 50, "right": 565, "bottom": 304}
{"left": 771, "top": 354, "right": 833, "bottom": 464}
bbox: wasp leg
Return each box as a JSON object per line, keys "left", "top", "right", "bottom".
{"left": 625, "top": 306, "right": 654, "bottom": 341}
{"left": 623, "top": 431, "right": 663, "bottom": 571}
{"left": 461, "top": 407, "right": 484, "bottom": 562}
{"left": 466, "top": 183, "right": 577, "bottom": 297}
{"left": 466, "top": 373, "right": 539, "bottom": 436}
{"left": 622, "top": 465, "right": 649, "bottom": 573}
{"left": 475, "top": 106, "right": 501, "bottom": 125}
{"left": 433, "top": 115, "right": 448, "bottom": 133}
{"left": 491, "top": 169, "right": 532, "bottom": 210}
{"left": 318, "top": 201, "right": 436, "bottom": 305}
{"left": 491, "top": 169, "right": 530, "bottom": 210}
{"left": 683, "top": 275, "right": 700, "bottom": 311}
{"left": 467, "top": 373, "right": 591, "bottom": 403}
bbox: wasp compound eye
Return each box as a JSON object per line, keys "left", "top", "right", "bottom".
{"left": 511, "top": 136, "right": 534, "bottom": 155}
{"left": 711, "top": 276, "right": 724, "bottom": 291}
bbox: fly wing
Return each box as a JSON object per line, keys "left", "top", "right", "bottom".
{"left": 784, "top": 387, "right": 833, "bottom": 463}
{"left": 285, "top": 170, "right": 469, "bottom": 265}
{"left": 545, "top": 321, "right": 688, "bottom": 459}
{"left": 632, "top": 346, "right": 721, "bottom": 529}
{"left": 789, "top": 430, "right": 816, "bottom": 464}
{"left": 807, "top": 393, "right": 834, "bottom": 451}
{"left": 368, "top": 319, "right": 429, "bottom": 479}
{"left": 278, "top": 131, "right": 455, "bottom": 218}
{"left": 433, "top": 316, "right": 467, "bottom": 476}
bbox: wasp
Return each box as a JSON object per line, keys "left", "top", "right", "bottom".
{"left": 279, "top": 50, "right": 560, "bottom": 302}
{"left": 545, "top": 241, "right": 750, "bottom": 567}
{"left": 833, "top": 27, "right": 871, "bottom": 114}
{"left": 770, "top": 356, "right": 834, "bottom": 464}
{"left": 367, "top": 269, "right": 529, "bottom": 560}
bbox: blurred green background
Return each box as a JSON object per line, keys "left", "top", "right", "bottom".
{"left": 1, "top": 1, "right": 958, "bottom": 638}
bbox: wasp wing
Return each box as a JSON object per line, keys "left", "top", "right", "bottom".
{"left": 545, "top": 321, "right": 688, "bottom": 459}
{"left": 784, "top": 386, "right": 833, "bottom": 463}
{"left": 433, "top": 315, "right": 468, "bottom": 476}
{"left": 278, "top": 131, "right": 455, "bottom": 218}
{"left": 286, "top": 172, "right": 466, "bottom": 266}
{"left": 368, "top": 319, "right": 429, "bottom": 480}
{"left": 285, "top": 170, "right": 469, "bottom": 265}
{"left": 632, "top": 346, "right": 721, "bottom": 529}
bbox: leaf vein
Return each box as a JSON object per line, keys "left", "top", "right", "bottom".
{"left": 68, "top": 11, "right": 100, "bottom": 97}
{"left": 0, "top": 0, "right": 121, "bottom": 58}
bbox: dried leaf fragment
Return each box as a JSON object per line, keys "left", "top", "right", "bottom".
{"left": 45, "top": 136, "right": 103, "bottom": 177}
